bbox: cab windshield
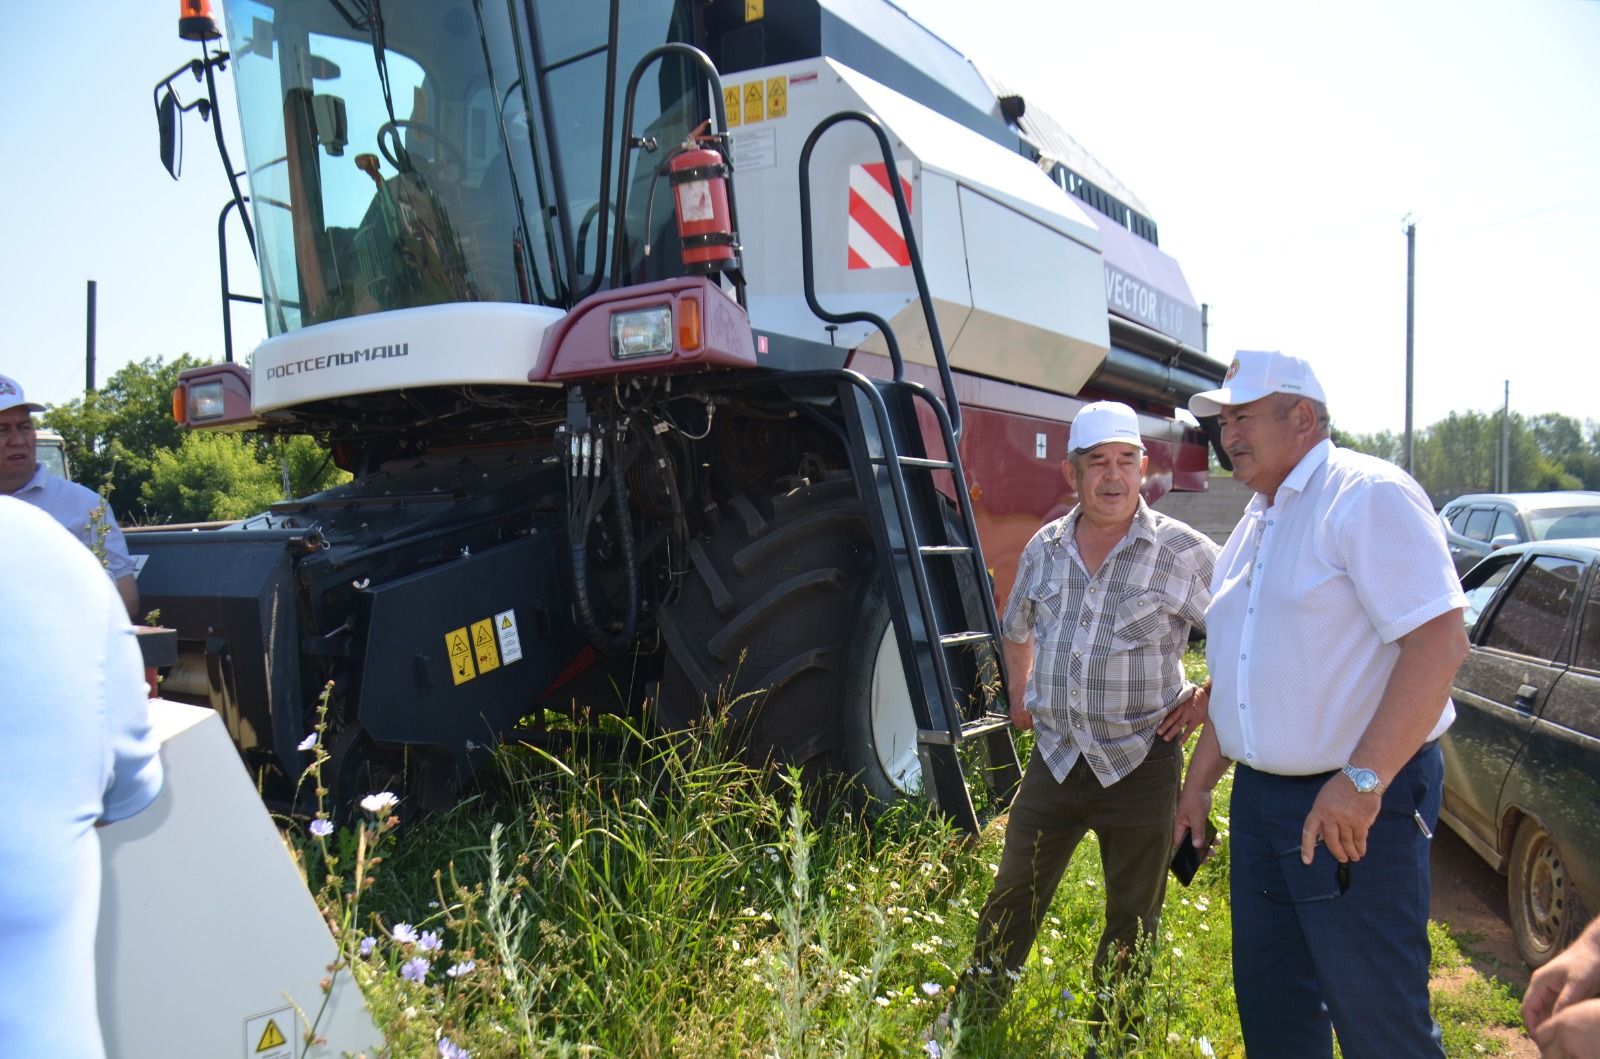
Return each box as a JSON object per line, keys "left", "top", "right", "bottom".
{"left": 221, "top": 0, "right": 696, "bottom": 335}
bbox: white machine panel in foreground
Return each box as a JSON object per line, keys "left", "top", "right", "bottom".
{"left": 97, "top": 700, "right": 382, "bottom": 1058}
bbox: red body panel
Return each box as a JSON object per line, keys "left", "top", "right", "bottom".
{"left": 846, "top": 350, "right": 1210, "bottom": 610}
{"left": 534, "top": 277, "right": 757, "bottom": 382}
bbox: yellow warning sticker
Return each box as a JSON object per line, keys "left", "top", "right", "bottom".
{"left": 245, "top": 1006, "right": 294, "bottom": 1058}
{"left": 255, "top": 1020, "right": 287, "bottom": 1051}
{"left": 446, "top": 626, "right": 475, "bottom": 685}
{"left": 472, "top": 618, "right": 500, "bottom": 674}
{"left": 723, "top": 84, "right": 741, "bottom": 127}
{"left": 745, "top": 0, "right": 764, "bottom": 21}
{"left": 766, "top": 76, "right": 787, "bottom": 119}
{"left": 743, "top": 80, "right": 764, "bottom": 123}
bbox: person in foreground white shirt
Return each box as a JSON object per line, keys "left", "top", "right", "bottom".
{"left": 1173, "top": 350, "right": 1469, "bottom": 1059}
{"left": 0, "top": 497, "right": 164, "bottom": 1059}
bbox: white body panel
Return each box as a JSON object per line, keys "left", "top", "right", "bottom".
{"left": 97, "top": 700, "right": 383, "bottom": 1058}
{"left": 251, "top": 302, "right": 564, "bottom": 414}
{"left": 730, "top": 58, "right": 1109, "bottom": 394}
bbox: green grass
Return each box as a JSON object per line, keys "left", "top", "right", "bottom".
{"left": 282, "top": 652, "right": 1528, "bottom": 1058}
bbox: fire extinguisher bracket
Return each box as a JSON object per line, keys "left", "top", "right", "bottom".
{"left": 668, "top": 163, "right": 730, "bottom": 182}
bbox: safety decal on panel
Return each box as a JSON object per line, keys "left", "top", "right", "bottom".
{"left": 745, "top": 0, "right": 764, "bottom": 20}
{"left": 446, "top": 626, "right": 475, "bottom": 685}
{"left": 847, "top": 162, "right": 913, "bottom": 269}
{"left": 495, "top": 609, "right": 524, "bottom": 664}
{"left": 765, "top": 76, "right": 787, "bottom": 118}
{"left": 245, "top": 1007, "right": 293, "bottom": 1058}
{"left": 723, "top": 84, "right": 741, "bottom": 127}
{"left": 743, "top": 80, "right": 765, "bottom": 123}
{"left": 472, "top": 618, "right": 500, "bottom": 674}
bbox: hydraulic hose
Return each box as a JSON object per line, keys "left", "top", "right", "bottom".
{"left": 568, "top": 438, "right": 640, "bottom": 656}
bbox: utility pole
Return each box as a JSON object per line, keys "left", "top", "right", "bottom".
{"left": 85, "top": 279, "right": 98, "bottom": 395}
{"left": 1500, "top": 380, "right": 1511, "bottom": 491}
{"left": 1403, "top": 219, "right": 1415, "bottom": 474}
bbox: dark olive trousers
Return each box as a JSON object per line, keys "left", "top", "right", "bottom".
{"left": 964, "top": 734, "right": 1182, "bottom": 1009}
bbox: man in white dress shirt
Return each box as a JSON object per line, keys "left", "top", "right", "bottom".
{"left": 1173, "top": 351, "right": 1469, "bottom": 1059}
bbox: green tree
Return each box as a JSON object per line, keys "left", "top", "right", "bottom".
{"left": 42, "top": 354, "right": 206, "bottom": 520}
{"left": 141, "top": 432, "right": 286, "bottom": 522}
{"left": 1333, "top": 427, "right": 1403, "bottom": 464}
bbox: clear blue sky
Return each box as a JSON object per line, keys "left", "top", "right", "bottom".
{"left": 5, "top": 1, "right": 1597, "bottom": 436}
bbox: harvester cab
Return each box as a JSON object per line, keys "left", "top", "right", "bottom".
{"left": 141, "top": 0, "right": 1225, "bottom": 834}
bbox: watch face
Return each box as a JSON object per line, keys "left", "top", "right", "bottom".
{"left": 1345, "top": 765, "right": 1380, "bottom": 792}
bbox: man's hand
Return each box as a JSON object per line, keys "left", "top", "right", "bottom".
{"left": 1173, "top": 783, "right": 1212, "bottom": 851}
{"left": 1157, "top": 684, "right": 1209, "bottom": 743}
{"left": 1009, "top": 698, "right": 1033, "bottom": 730}
{"left": 1525, "top": 921, "right": 1600, "bottom": 1036}
{"left": 1300, "top": 774, "right": 1381, "bottom": 864}
{"left": 1531, "top": 997, "right": 1600, "bottom": 1058}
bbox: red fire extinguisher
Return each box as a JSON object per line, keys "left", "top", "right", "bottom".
{"left": 668, "top": 125, "right": 736, "bottom": 274}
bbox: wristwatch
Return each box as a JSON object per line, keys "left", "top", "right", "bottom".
{"left": 1341, "top": 763, "right": 1387, "bottom": 795}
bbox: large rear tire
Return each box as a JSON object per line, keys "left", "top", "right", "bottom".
{"left": 657, "top": 476, "right": 874, "bottom": 770}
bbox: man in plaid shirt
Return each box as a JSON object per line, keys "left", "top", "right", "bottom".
{"left": 959, "top": 400, "right": 1219, "bottom": 1030}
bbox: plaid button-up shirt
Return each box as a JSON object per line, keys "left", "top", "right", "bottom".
{"left": 1002, "top": 499, "right": 1218, "bottom": 785}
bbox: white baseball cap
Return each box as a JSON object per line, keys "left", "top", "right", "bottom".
{"left": 0, "top": 375, "right": 46, "bottom": 415}
{"left": 1187, "top": 350, "right": 1327, "bottom": 418}
{"left": 1068, "top": 400, "right": 1144, "bottom": 454}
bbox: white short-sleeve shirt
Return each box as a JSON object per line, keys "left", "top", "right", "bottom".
{"left": 1205, "top": 440, "right": 1468, "bottom": 775}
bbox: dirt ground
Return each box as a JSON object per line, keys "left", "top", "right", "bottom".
{"left": 1430, "top": 824, "right": 1538, "bottom": 1058}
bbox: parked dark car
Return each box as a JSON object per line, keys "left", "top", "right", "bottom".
{"left": 1440, "top": 538, "right": 1600, "bottom": 966}
{"left": 1439, "top": 491, "right": 1600, "bottom": 577}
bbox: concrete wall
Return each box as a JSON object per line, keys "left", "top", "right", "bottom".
{"left": 1152, "top": 475, "right": 1254, "bottom": 545}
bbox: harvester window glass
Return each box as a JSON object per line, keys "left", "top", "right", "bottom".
{"left": 532, "top": 0, "right": 698, "bottom": 291}
{"left": 222, "top": 0, "right": 696, "bottom": 336}
{"left": 223, "top": 0, "right": 565, "bottom": 331}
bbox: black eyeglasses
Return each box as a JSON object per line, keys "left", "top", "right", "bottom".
{"left": 1261, "top": 849, "right": 1352, "bottom": 905}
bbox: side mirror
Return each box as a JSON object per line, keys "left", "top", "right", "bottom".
{"left": 1489, "top": 532, "right": 1518, "bottom": 550}
{"left": 158, "top": 88, "right": 182, "bottom": 179}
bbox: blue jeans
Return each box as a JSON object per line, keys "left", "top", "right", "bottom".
{"left": 1229, "top": 743, "right": 1445, "bottom": 1059}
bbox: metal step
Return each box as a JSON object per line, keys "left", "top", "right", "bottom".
{"left": 918, "top": 712, "right": 1013, "bottom": 746}
{"left": 869, "top": 454, "right": 954, "bottom": 470}
{"left": 918, "top": 544, "right": 972, "bottom": 556}
{"left": 938, "top": 630, "right": 993, "bottom": 648}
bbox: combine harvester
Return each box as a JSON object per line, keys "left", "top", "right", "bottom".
{"left": 106, "top": 0, "right": 1227, "bottom": 1050}
{"left": 109, "top": 0, "right": 1231, "bottom": 1043}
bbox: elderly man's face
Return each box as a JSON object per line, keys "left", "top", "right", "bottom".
{"left": 0, "top": 406, "right": 39, "bottom": 494}
{"left": 1063, "top": 442, "right": 1147, "bottom": 528}
{"left": 1218, "top": 394, "right": 1312, "bottom": 499}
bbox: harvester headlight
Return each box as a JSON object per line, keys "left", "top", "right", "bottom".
{"left": 189, "top": 380, "right": 227, "bottom": 421}
{"left": 610, "top": 306, "right": 674, "bottom": 359}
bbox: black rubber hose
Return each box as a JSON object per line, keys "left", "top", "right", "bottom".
{"left": 568, "top": 439, "right": 640, "bottom": 655}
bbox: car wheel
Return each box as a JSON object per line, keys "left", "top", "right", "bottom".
{"left": 1508, "top": 816, "right": 1586, "bottom": 967}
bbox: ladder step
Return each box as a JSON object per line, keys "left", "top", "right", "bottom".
{"left": 869, "top": 455, "right": 955, "bottom": 470}
{"left": 918, "top": 712, "right": 1012, "bottom": 746}
{"left": 939, "top": 630, "right": 993, "bottom": 648}
{"left": 918, "top": 544, "right": 972, "bottom": 556}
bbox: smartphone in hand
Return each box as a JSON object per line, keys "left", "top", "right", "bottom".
{"left": 1170, "top": 817, "right": 1219, "bottom": 886}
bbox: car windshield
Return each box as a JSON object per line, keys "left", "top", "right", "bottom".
{"left": 1529, "top": 506, "right": 1600, "bottom": 541}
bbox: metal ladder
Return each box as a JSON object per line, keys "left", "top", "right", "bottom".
{"left": 796, "top": 113, "right": 1023, "bottom": 834}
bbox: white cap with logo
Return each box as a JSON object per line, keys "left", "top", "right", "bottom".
{"left": 0, "top": 375, "right": 46, "bottom": 415}
{"left": 1068, "top": 401, "right": 1145, "bottom": 455}
{"left": 1188, "top": 351, "right": 1327, "bottom": 418}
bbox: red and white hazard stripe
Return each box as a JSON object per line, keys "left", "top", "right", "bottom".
{"left": 847, "top": 162, "right": 913, "bottom": 270}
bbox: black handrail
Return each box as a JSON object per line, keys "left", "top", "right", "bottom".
{"left": 796, "top": 111, "right": 962, "bottom": 440}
